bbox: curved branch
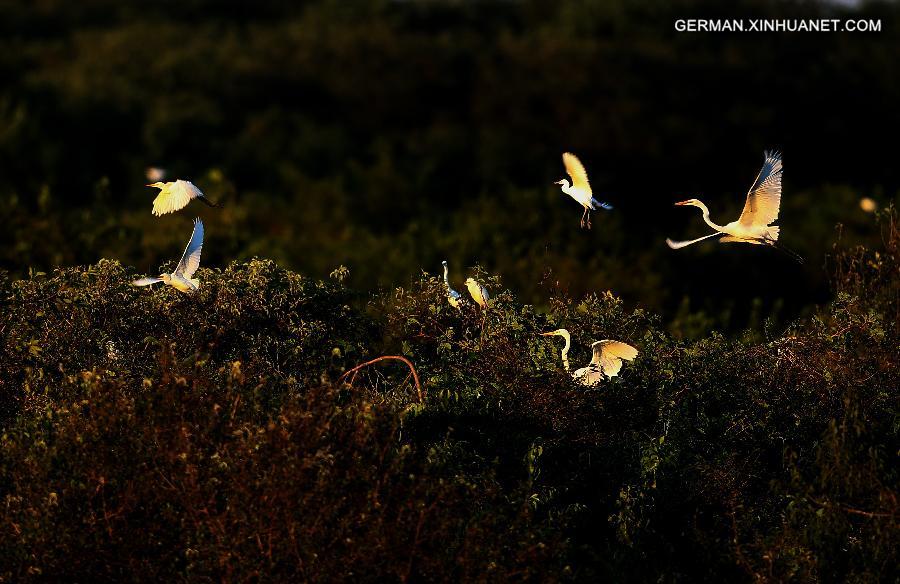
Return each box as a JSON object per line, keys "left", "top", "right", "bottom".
{"left": 338, "top": 355, "right": 424, "bottom": 403}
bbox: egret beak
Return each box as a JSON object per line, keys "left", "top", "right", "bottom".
{"left": 553, "top": 180, "right": 564, "bottom": 186}
{"left": 674, "top": 200, "right": 691, "bottom": 206}
{"left": 540, "top": 331, "right": 556, "bottom": 336}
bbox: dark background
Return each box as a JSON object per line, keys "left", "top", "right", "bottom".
{"left": 1, "top": 0, "right": 897, "bottom": 331}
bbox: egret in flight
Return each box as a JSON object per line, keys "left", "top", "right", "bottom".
{"left": 465, "top": 277, "right": 490, "bottom": 309}
{"left": 133, "top": 218, "right": 205, "bottom": 293}
{"left": 148, "top": 179, "right": 219, "bottom": 216}
{"left": 555, "top": 152, "right": 612, "bottom": 229}
{"left": 665, "top": 151, "right": 803, "bottom": 262}
{"left": 442, "top": 261, "right": 463, "bottom": 309}
{"left": 542, "top": 329, "right": 638, "bottom": 386}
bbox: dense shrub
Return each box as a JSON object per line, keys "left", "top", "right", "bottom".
{"left": 0, "top": 214, "right": 897, "bottom": 581}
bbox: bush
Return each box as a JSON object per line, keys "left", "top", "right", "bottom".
{"left": 0, "top": 213, "right": 897, "bottom": 582}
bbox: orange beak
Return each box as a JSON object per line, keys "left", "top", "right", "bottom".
{"left": 540, "top": 332, "right": 555, "bottom": 336}
{"left": 674, "top": 200, "right": 691, "bottom": 206}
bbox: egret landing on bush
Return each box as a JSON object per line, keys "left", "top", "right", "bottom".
{"left": 148, "top": 179, "right": 219, "bottom": 216}
{"left": 666, "top": 151, "right": 803, "bottom": 263}
{"left": 555, "top": 152, "right": 612, "bottom": 230}
{"left": 442, "top": 261, "right": 463, "bottom": 309}
{"left": 133, "top": 218, "right": 205, "bottom": 293}
{"left": 542, "top": 329, "right": 638, "bottom": 386}
{"left": 465, "top": 277, "right": 489, "bottom": 309}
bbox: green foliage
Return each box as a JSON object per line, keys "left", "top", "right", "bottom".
{"left": 1, "top": 213, "right": 897, "bottom": 581}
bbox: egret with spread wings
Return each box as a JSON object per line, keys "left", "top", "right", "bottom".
{"left": 133, "top": 218, "right": 205, "bottom": 293}
{"left": 148, "top": 179, "right": 219, "bottom": 216}
{"left": 541, "top": 328, "right": 638, "bottom": 386}
{"left": 666, "top": 150, "right": 802, "bottom": 262}
{"left": 554, "top": 152, "right": 612, "bottom": 229}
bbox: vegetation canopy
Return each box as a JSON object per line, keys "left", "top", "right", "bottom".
{"left": 0, "top": 211, "right": 896, "bottom": 582}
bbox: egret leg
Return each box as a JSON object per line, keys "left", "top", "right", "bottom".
{"left": 586, "top": 211, "right": 592, "bottom": 229}
{"left": 580, "top": 208, "right": 588, "bottom": 229}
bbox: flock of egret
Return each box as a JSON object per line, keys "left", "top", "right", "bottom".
{"left": 133, "top": 149, "right": 798, "bottom": 386}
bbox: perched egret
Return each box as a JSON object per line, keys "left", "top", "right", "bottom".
{"left": 465, "top": 277, "right": 489, "bottom": 309}
{"left": 148, "top": 179, "right": 219, "bottom": 216}
{"left": 555, "top": 152, "right": 613, "bottom": 229}
{"left": 542, "top": 329, "right": 638, "bottom": 386}
{"left": 442, "top": 261, "right": 463, "bottom": 309}
{"left": 665, "top": 151, "right": 803, "bottom": 262}
{"left": 133, "top": 218, "right": 205, "bottom": 293}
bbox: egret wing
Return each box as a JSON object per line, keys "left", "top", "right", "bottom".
{"left": 151, "top": 180, "right": 202, "bottom": 216}
{"left": 132, "top": 277, "right": 163, "bottom": 287}
{"left": 562, "top": 152, "right": 591, "bottom": 192}
{"left": 573, "top": 366, "right": 603, "bottom": 386}
{"left": 666, "top": 233, "right": 723, "bottom": 249}
{"left": 591, "top": 340, "right": 638, "bottom": 378}
{"left": 176, "top": 218, "right": 204, "bottom": 278}
{"left": 738, "top": 151, "right": 782, "bottom": 228}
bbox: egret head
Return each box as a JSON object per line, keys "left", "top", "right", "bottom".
{"left": 465, "top": 277, "right": 476, "bottom": 286}
{"left": 674, "top": 198, "right": 703, "bottom": 208}
{"left": 442, "top": 260, "right": 448, "bottom": 267}
{"left": 554, "top": 179, "right": 569, "bottom": 188}
{"left": 160, "top": 273, "right": 172, "bottom": 284}
{"left": 541, "top": 328, "right": 570, "bottom": 339}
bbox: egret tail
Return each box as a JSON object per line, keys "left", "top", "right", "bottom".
{"left": 590, "top": 197, "right": 613, "bottom": 211}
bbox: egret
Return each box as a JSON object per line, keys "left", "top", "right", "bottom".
{"left": 541, "top": 329, "right": 638, "bottom": 386}
{"left": 465, "top": 277, "right": 489, "bottom": 309}
{"left": 442, "top": 261, "right": 463, "bottom": 309}
{"left": 133, "top": 218, "right": 205, "bottom": 293}
{"left": 554, "top": 152, "right": 612, "bottom": 229}
{"left": 148, "top": 179, "right": 219, "bottom": 216}
{"left": 665, "top": 151, "right": 803, "bottom": 262}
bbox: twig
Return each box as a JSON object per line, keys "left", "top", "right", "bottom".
{"left": 339, "top": 355, "right": 424, "bottom": 403}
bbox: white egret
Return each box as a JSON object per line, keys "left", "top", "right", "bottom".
{"left": 148, "top": 179, "right": 219, "bottom": 216}
{"left": 133, "top": 218, "right": 205, "bottom": 293}
{"left": 541, "top": 328, "right": 638, "bottom": 386}
{"left": 554, "top": 152, "right": 612, "bottom": 229}
{"left": 465, "top": 277, "right": 489, "bottom": 309}
{"left": 442, "top": 261, "right": 463, "bottom": 309}
{"left": 665, "top": 151, "right": 803, "bottom": 262}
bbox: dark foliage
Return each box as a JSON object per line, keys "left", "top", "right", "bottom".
{"left": 1, "top": 0, "right": 899, "bottom": 327}
{"left": 1, "top": 212, "right": 896, "bottom": 582}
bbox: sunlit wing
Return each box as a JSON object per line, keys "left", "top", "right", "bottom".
{"left": 151, "top": 180, "right": 203, "bottom": 216}
{"left": 591, "top": 340, "right": 638, "bottom": 378}
{"left": 176, "top": 218, "right": 204, "bottom": 278}
{"left": 132, "top": 277, "right": 163, "bottom": 287}
{"left": 738, "top": 150, "right": 782, "bottom": 228}
{"left": 562, "top": 152, "right": 591, "bottom": 192}
{"left": 666, "top": 233, "right": 722, "bottom": 249}
{"left": 573, "top": 366, "right": 603, "bottom": 386}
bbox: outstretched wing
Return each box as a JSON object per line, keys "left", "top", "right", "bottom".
{"left": 176, "top": 218, "right": 204, "bottom": 278}
{"left": 738, "top": 151, "right": 782, "bottom": 228}
{"left": 151, "top": 180, "right": 203, "bottom": 216}
{"left": 562, "top": 152, "right": 591, "bottom": 192}
{"left": 590, "top": 340, "right": 639, "bottom": 378}
{"left": 132, "top": 277, "right": 163, "bottom": 287}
